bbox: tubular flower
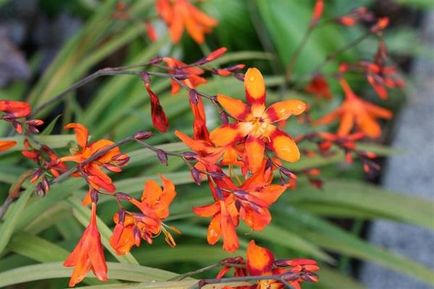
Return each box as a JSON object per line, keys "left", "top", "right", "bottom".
{"left": 110, "top": 176, "right": 177, "bottom": 255}
{"left": 156, "top": 0, "right": 217, "bottom": 44}
{"left": 162, "top": 57, "right": 207, "bottom": 95}
{"left": 218, "top": 241, "right": 319, "bottom": 289}
{"left": 144, "top": 81, "right": 169, "bottom": 133}
{"left": 0, "top": 140, "right": 16, "bottom": 152}
{"left": 210, "top": 68, "right": 307, "bottom": 173}
{"left": 310, "top": 0, "right": 324, "bottom": 24}
{"left": 193, "top": 193, "right": 240, "bottom": 252}
{"left": 60, "top": 123, "right": 129, "bottom": 204}
{"left": 193, "top": 161, "right": 287, "bottom": 252}
{"left": 64, "top": 202, "right": 108, "bottom": 287}
{"left": 315, "top": 78, "right": 392, "bottom": 138}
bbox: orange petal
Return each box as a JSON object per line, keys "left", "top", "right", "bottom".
{"left": 364, "top": 101, "right": 392, "bottom": 119}
{"left": 0, "top": 140, "right": 16, "bottom": 152}
{"left": 241, "top": 206, "right": 271, "bottom": 231}
{"left": 245, "top": 68, "right": 266, "bottom": 105}
{"left": 217, "top": 94, "right": 250, "bottom": 120}
{"left": 246, "top": 240, "right": 274, "bottom": 276}
{"left": 207, "top": 213, "right": 221, "bottom": 245}
{"left": 251, "top": 184, "right": 287, "bottom": 206}
{"left": 142, "top": 179, "right": 162, "bottom": 205}
{"left": 193, "top": 202, "right": 220, "bottom": 217}
{"left": 65, "top": 123, "right": 88, "bottom": 149}
{"left": 209, "top": 125, "right": 240, "bottom": 147}
{"left": 168, "top": 4, "right": 184, "bottom": 43}
{"left": 245, "top": 136, "right": 265, "bottom": 173}
{"left": 220, "top": 201, "right": 239, "bottom": 252}
{"left": 357, "top": 112, "right": 382, "bottom": 138}
{"left": 270, "top": 130, "right": 300, "bottom": 163}
{"left": 266, "top": 99, "right": 307, "bottom": 122}
{"left": 337, "top": 111, "right": 354, "bottom": 136}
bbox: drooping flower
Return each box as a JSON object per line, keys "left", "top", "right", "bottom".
{"left": 193, "top": 194, "right": 240, "bottom": 252}
{"left": 315, "top": 78, "right": 392, "bottom": 138}
{"left": 64, "top": 202, "right": 108, "bottom": 287}
{"left": 156, "top": 0, "right": 217, "bottom": 44}
{"left": 110, "top": 176, "right": 177, "bottom": 254}
{"left": 144, "top": 81, "right": 170, "bottom": 133}
{"left": 60, "top": 123, "right": 129, "bottom": 204}
{"left": 210, "top": 68, "right": 307, "bottom": 173}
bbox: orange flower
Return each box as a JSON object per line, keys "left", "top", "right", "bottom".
{"left": 64, "top": 202, "right": 107, "bottom": 287}
{"left": 0, "top": 99, "right": 31, "bottom": 119}
{"left": 210, "top": 68, "right": 306, "bottom": 173}
{"left": 315, "top": 78, "right": 392, "bottom": 138}
{"left": 110, "top": 176, "right": 177, "bottom": 254}
{"left": 193, "top": 195, "right": 239, "bottom": 252}
{"left": 193, "top": 162, "right": 286, "bottom": 252}
{"left": 175, "top": 130, "right": 244, "bottom": 167}
{"left": 60, "top": 123, "right": 129, "bottom": 203}
{"left": 156, "top": 0, "right": 217, "bottom": 44}
{"left": 0, "top": 140, "right": 16, "bottom": 153}
{"left": 218, "top": 241, "right": 319, "bottom": 289}
{"left": 162, "top": 57, "right": 207, "bottom": 95}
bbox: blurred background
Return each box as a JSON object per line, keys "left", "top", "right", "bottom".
{"left": 0, "top": 0, "right": 433, "bottom": 288}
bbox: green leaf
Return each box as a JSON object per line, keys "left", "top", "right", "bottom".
{"left": 276, "top": 208, "right": 434, "bottom": 285}
{"left": 41, "top": 114, "right": 62, "bottom": 136}
{"left": 7, "top": 232, "right": 69, "bottom": 262}
{"left": 287, "top": 179, "right": 434, "bottom": 230}
{"left": 0, "top": 262, "right": 179, "bottom": 287}
{"left": 0, "top": 187, "right": 33, "bottom": 255}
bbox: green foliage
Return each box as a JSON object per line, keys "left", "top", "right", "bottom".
{"left": 0, "top": 0, "right": 432, "bottom": 288}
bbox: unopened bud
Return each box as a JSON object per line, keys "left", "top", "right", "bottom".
{"left": 191, "top": 168, "right": 201, "bottom": 186}
{"left": 182, "top": 151, "right": 197, "bottom": 161}
{"left": 189, "top": 89, "right": 199, "bottom": 105}
{"left": 134, "top": 131, "right": 153, "bottom": 140}
{"left": 156, "top": 149, "right": 168, "bottom": 166}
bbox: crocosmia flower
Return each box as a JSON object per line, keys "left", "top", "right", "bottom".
{"left": 210, "top": 68, "right": 306, "bottom": 173}
{"left": 315, "top": 78, "right": 392, "bottom": 138}
{"left": 156, "top": 0, "right": 217, "bottom": 44}
{"left": 60, "top": 123, "right": 129, "bottom": 204}
{"left": 110, "top": 176, "right": 177, "bottom": 254}
{"left": 64, "top": 202, "right": 108, "bottom": 287}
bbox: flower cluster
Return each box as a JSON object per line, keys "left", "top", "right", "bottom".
{"left": 215, "top": 241, "right": 319, "bottom": 289}
{"left": 0, "top": 1, "right": 406, "bottom": 288}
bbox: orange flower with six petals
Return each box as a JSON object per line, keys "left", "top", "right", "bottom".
{"left": 60, "top": 123, "right": 129, "bottom": 204}
{"left": 156, "top": 0, "right": 217, "bottom": 44}
{"left": 210, "top": 68, "right": 306, "bottom": 173}
{"left": 315, "top": 78, "right": 392, "bottom": 138}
